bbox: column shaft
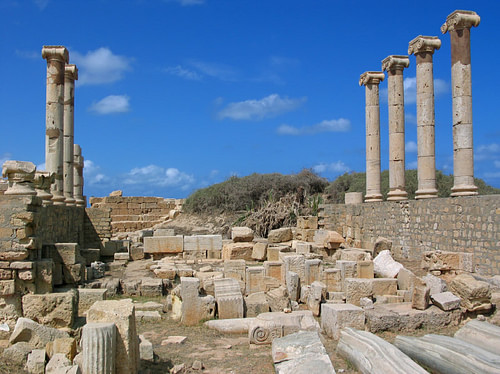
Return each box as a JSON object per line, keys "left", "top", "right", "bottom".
{"left": 73, "top": 144, "right": 85, "bottom": 207}
{"left": 63, "top": 65, "right": 78, "bottom": 206}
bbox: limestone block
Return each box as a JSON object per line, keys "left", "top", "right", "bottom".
{"left": 154, "top": 228, "right": 175, "bottom": 236}
{"left": 78, "top": 288, "right": 107, "bottom": 317}
{"left": 307, "top": 281, "right": 326, "bottom": 317}
{"left": 422, "top": 250, "right": 474, "bottom": 273}
{"left": 268, "top": 228, "right": 293, "bottom": 243}
{"left": 345, "top": 278, "right": 373, "bottom": 306}
{"left": 183, "top": 235, "right": 223, "bottom": 251}
{"left": 266, "top": 246, "right": 281, "bottom": 261}
{"left": 129, "top": 246, "right": 144, "bottom": 261}
{"left": 1, "top": 341, "right": 33, "bottom": 366}
{"left": 86, "top": 300, "right": 139, "bottom": 374}
{"left": 140, "top": 278, "right": 163, "bottom": 297}
{"left": 422, "top": 273, "right": 448, "bottom": 296}
{"left": 283, "top": 255, "right": 305, "bottom": 284}
{"left": 0, "top": 294, "right": 22, "bottom": 337}
{"left": 205, "top": 318, "right": 255, "bottom": 334}
{"left": 412, "top": 277, "right": 430, "bottom": 310}
{"left": 175, "top": 265, "right": 194, "bottom": 278}
{"left": 249, "top": 318, "right": 284, "bottom": 345}
{"left": 431, "top": 291, "right": 461, "bottom": 311}
{"left": 294, "top": 228, "right": 316, "bottom": 242}
{"left": 286, "top": 271, "right": 300, "bottom": 302}
{"left": 10, "top": 317, "right": 70, "bottom": 349}
{"left": 179, "top": 277, "right": 215, "bottom": 325}
{"left": 245, "top": 292, "right": 270, "bottom": 317}
{"left": 266, "top": 286, "right": 290, "bottom": 312}
{"left": 46, "top": 337, "right": 77, "bottom": 361}
{"left": 305, "top": 259, "right": 322, "bottom": 285}
{"left": 222, "top": 242, "right": 254, "bottom": 261}
{"left": 26, "top": 349, "right": 46, "bottom": 374}
{"left": 339, "top": 249, "right": 370, "bottom": 262}
{"left": 337, "top": 328, "right": 427, "bottom": 374}
{"left": 122, "top": 279, "right": 141, "bottom": 296}
{"left": 45, "top": 353, "right": 74, "bottom": 373}
{"left": 231, "top": 227, "right": 254, "bottom": 242}
{"left": 246, "top": 266, "right": 265, "bottom": 295}
{"left": 372, "top": 278, "right": 398, "bottom": 297}
{"left": 373, "top": 236, "right": 392, "bottom": 257}
{"left": 264, "top": 261, "right": 283, "bottom": 281}
{"left": 49, "top": 243, "right": 80, "bottom": 265}
{"left": 397, "top": 268, "right": 417, "bottom": 291}
{"left": 143, "top": 236, "right": 183, "bottom": 254}
{"left": 139, "top": 334, "right": 154, "bottom": 362}
{"left": 22, "top": 291, "right": 75, "bottom": 328}
{"left": 315, "top": 229, "right": 344, "bottom": 250}
{"left": 252, "top": 242, "right": 267, "bottom": 261}
{"left": 373, "top": 250, "right": 403, "bottom": 278}
{"left": 62, "top": 263, "right": 84, "bottom": 285}
{"left": 323, "top": 268, "right": 342, "bottom": 292}
{"left": 296, "top": 216, "right": 318, "bottom": 230}
{"left": 357, "top": 261, "right": 374, "bottom": 278}
{"left": 223, "top": 260, "right": 246, "bottom": 282}
{"left": 0, "top": 280, "right": 16, "bottom": 296}
{"left": 450, "top": 273, "right": 491, "bottom": 311}
{"left": 321, "top": 303, "right": 365, "bottom": 340}
{"left": 295, "top": 242, "right": 311, "bottom": 255}
{"left": 454, "top": 320, "right": 500, "bottom": 356}
{"left": 345, "top": 192, "right": 363, "bottom": 205}
{"left": 214, "top": 278, "right": 244, "bottom": 319}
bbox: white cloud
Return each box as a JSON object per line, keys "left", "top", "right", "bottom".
{"left": 381, "top": 77, "right": 448, "bottom": 104}
{"left": 84, "top": 160, "right": 108, "bottom": 186}
{"left": 277, "top": 118, "right": 350, "bottom": 135}
{"left": 72, "top": 47, "right": 132, "bottom": 85}
{"left": 475, "top": 143, "right": 500, "bottom": 161}
{"left": 34, "top": 0, "right": 49, "bottom": 10}
{"left": 406, "top": 141, "right": 418, "bottom": 153}
{"left": 15, "top": 50, "right": 38, "bottom": 59}
{"left": 164, "top": 65, "right": 201, "bottom": 80}
{"left": 188, "top": 60, "right": 239, "bottom": 81}
{"left": 405, "top": 113, "right": 417, "bottom": 125}
{"left": 124, "top": 165, "right": 194, "bottom": 190}
{"left": 217, "top": 94, "right": 306, "bottom": 121}
{"left": 89, "top": 95, "right": 130, "bottom": 115}
{"left": 313, "top": 161, "right": 350, "bottom": 174}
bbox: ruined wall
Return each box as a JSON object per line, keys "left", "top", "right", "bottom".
{"left": 88, "top": 196, "right": 183, "bottom": 235}
{"left": 84, "top": 207, "right": 111, "bottom": 249}
{"left": 319, "top": 195, "right": 500, "bottom": 276}
{"left": 36, "top": 205, "right": 85, "bottom": 246}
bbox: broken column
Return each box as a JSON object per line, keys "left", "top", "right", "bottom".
{"left": 359, "top": 71, "right": 385, "bottom": 202}
{"left": 408, "top": 36, "right": 441, "bottom": 199}
{"left": 42, "top": 46, "right": 68, "bottom": 205}
{"left": 1, "top": 161, "right": 37, "bottom": 196}
{"left": 73, "top": 144, "right": 85, "bottom": 207}
{"left": 34, "top": 170, "right": 54, "bottom": 205}
{"left": 63, "top": 64, "right": 78, "bottom": 206}
{"left": 81, "top": 322, "right": 116, "bottom": 374}
{"left": 382, "top": 55, "right": 410, "bottom": 201}
{"left": 441, "top": 10, "right": 480, "bottom": 196}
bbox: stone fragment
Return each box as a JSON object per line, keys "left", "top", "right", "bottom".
{"left": 10, "top": 318, "right": 70, "bottom": 349}
{"left": 214, "top": 278, "right": 244, "bottom": 319}
{"left": 422, "top": 273, "right": 448, "bottom": 296}
{"left": 161, "top": 336, "right": 187, "bottom": 345}
{"left": 86, "top": 300, "right": 139, "bottom": 374}
{"left": 144, "top": 236, "right": 183, "bottom": 254}
{"left": 422, "top": 250, "right": 474, "bottom": 273}
{"left": 195, "top": 271, "right": 224, "bottom": 296}
{"left": 205, "top": 318, "right": 255, "bottom": 334}
{"left": 81, "top": 322, "right": 116, "bottom": 374}
{"left": 222, "top": 242, "right": 254, "bottom": 261}
{"left": 373, "top": 250, "right": 404, "bottom": 278}
{"left": 136, "top": 311, "right": 161, "bottom": 322}
{"left": 356, "top": 260, "right": 374, "bottom": 278}
{"left": 231, "top": 227, "right": 254, "bottom": 242}
{"left": 412, "top": 277, "right": 430, "bottom": 310}
{"left": 252, "top": 242, "right": 267, "bottom": 261}
{"left": 246, "top": 266, "right": 265, "bottom": 294}
{"left": 323, "top": 268, "right": 342, "bottom": 292}
{"left": 245, "top": 292, "right": 270, "bottom": 317}
{"left": 26, "top": 349, "right": 46, "bottom": 374}
{"left": 140, "top": 278, "right": 163, "bottom": 297}
{"left": 249, "top": 318, "right": 284, "bottom": 345}
{"left": 450, "top": 273, "right": 491, "bottom": 311}
{"left": 45, "top": 353, "right": 72, "bottom": 374}
{"left": 454, "top": 320, "right": 500, "bottom": 356}
{"left": 2, "top": 342, "right": 35, "bottom": 367}
{"left": 285, "top": 271, "right": 299, "bottom": 302}
{"left": 139, "top": 334, "right": 154, "bottom": 362}
{"left": 305, "top": 259, "right": 322, "bottom": 285}
{"left": 22, "top": 291, "right": 75, "bottom": 328}
{"left": 114, "top": 252, "right": 129, "bottom": 261}
{"left": 321, "top": 303, "right": 365, "bottom": 339}
{"left": 397, "top": 268, "right": 417, "bottom": 291}
{"left": 297, "top": 216, "right": 318, "bottom": 230}
{"left": 373, "top": 236, "right": 392, "bottom": 257}
{"left": 431, "top": 291, "right": 461, "bottom": 311}
{"left": 77, "top": 288, "right": 107, "bottom": 317}
{"left": 307, "top": 281, "right": 326, "bottom": 316}
{"left": 316, "top": 229, "right": 344, "bottom": 249}
{"left": 337, "top": 328, "right": 426, "bottom": 374}
{"left": 268, "top": 228, "right": 293, "bottom": 243}
{"left": 192, "top": 360, "right": 203, "bottom": 370}
{"left": 266, "top": 286, "right": 290, "bottom": 312}
{"left": 360, "top": 297, "right": 374, "bottom": 309}
{"left": 46, "top": 337, "right": 77, "bottom": 361}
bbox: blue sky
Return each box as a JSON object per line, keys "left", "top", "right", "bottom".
{"left": 1, "top": 0, "right": 499, "bottom": 199}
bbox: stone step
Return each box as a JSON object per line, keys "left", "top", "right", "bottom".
{"left": 394, "top": 334, "right": 500, "bottom": 374}
{"left": 337, "top": 328, "right": 426, "bottom": 374}
{"left": 454, "top": 320, "right": 500, "bottom": 356}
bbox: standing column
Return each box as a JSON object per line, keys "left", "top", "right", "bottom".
{"left": 382, "top": 55, "right": 410, "bottom": 201}
{"left": 409, "top": 36, "right": 441, "bottom": 199}
{"left": 73, "top": 144, "right": 85, "bottom": 207}
{"left": 42, "top": 46, "right": 68, "bottom": 205}
{"left": 63, "top": 64, "right": 78, "bottom": 206}
{"left": 441, "top": 10, "right": 480, "bottom": 196}
{"left": 359, "top": 72, "right": 385, "bottom": 202}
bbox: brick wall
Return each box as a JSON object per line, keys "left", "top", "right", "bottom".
{"left": 318, "top": 195, "right": 500, "bottom": 276}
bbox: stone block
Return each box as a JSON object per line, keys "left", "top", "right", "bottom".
{"left": 222, "top": 242, "right": 253, "bottom": 261}
{"left": 397, "top": 268, "right": 417, "bottom": 291}
{"left": 373, "top": 250, "right": 403, "bottom": 278}
{"left": 422, "top": 250, "right": 474, "bottom": 273}
{"left": 307, "top": 281, "right": 326, "bottom": 316}
{"left": 223, "top": 259, "right": 246, "bottom": 282}
{"left": 26, "top": 349, "right": 46, "bottom": 374}
{"left": 294, "top": 228, "right": 316, "bottom": 242}
{"left": 0, "top": 280, "right": 15, "bottom": 296}
{"left": 143, "top": 236, "right": 183, "bottom": 254}
{"left": 140, "top": 278, "right": 163, "bottom": 297}
{"left": 264, "top": 261, "right": 283, "bottom": 282}
{"left": 315, "top": 229, "right": 344, "bottom": 249}
{"left": 412, "top": 277, "right": 430, "bottom": 310}
{"left": 214, "top": 278, "right": 244, "bottom": 319}
{"left": 184, "top": 235, "right": 223, "bottom": 251}
{"left": 246, "top": 266, "right": 265, "bottom": 295}
{"left": 22, "top": 291, "right": 75, "bottom": 328}
{"left": 283, "top": 255, "right": 305, "bottom": 284}
{"left": 422, "top": 273, "right": 448, "bottom": 296}
{"left": 0, "top": 294, "right": 22, "bottom": 335}
{"left": 122, "top": 279, "right": 141, "bottom": 296}
{"left": 136, "top": 310, "right": 161, "bottom": 323}
{"left": 372, "top": 278, "right": 398, "bottom": 297}
{"left": 323, "top": 268, "right": 342, "bottom": 292}
{"left": 46, "top": 337, "right": 77, "bottom": 361}
{"left": 286, "top": 271, "right": 300, "bottom": 302}
{"left": 80, "top": 248, "right": 100, "bottom": 266}
{"left": 183, "top": 250, "right": 206, "bottom": 260}
{"left": 90, "top": 261, "right": 106, "bottom": 279}
{"left": 344, "top": 278, "right": 373, "bottom": 306}
{"left": 130, "top": 245, "right": 144, "bottom": 261}
{"left": 78, "top": 288, "right": 107, "bottom": 317}
{"left": 305, "top": 259, "right": 322, "bottom": 285}
{"left": 296, "top": 216, "right": 318, "bottom": 230}
{"left": 321, "top": 303, "right": 365, "bottom": 340}
{"left": 245, "top": 292, "right": 270, "bottom": 317}
{"left": 431, "top": 291, "right": 461, "bottom": 311}
{"left": 252, "top": 242, "right": 267, "bottom": 261}
{"left": 373, "top": 236, "right": 392, "bottom": 257}
{"left": 231, "top": 227, "right": 254, "bottom": 242}
{"left": 295, "top": 242, "right": 311, "bottom": 255}
{"left": 87, "top": 299, "right": 140, "bottom": 374}
{"left": 10, "top": 317, "right": 70, "bottom": 349}
{"left": 268, "top": 228, "right": 293, "bottom": 243}
{"left": 449, "top": 273, "right": 491, "bottom": 312}
{"left": 139, "top": 335, "right": 154, "bottom": 362}
{"left": 154, "top": 228, "right": 175, "bottom": 236}
{"left": 335, "top": 260, "right": 357, "bottom": 289}
{"left": 49, "top": 243, "right": 80, "bottom": 265}
{"left": 207, "top": 249, "right": 221, "bottom": 259}
{"left": 357, "top": 260, "right": 374, "bottom": 278}
{"left": 114, "top": 252, "right": 129, "bottom": 261}
{"left": 62, "top": 263, "right": 84, "bottom": 285}
{"left": 180, "top": 277, "right": 215, "bottom": 325}
{"left": 266, "top": 285, "right": 290, "bottom": 312}
{"left": 339, "top": 249, "right": 370, "bottom": 262}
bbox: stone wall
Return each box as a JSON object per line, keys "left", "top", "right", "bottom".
{"left": 37, "top": 205, "right": 85, "bottom": 246}
{"left": 84, "top": 207, "right": 111, "bottom": 249}
{"left": 318, "top": 195, "right": 500, "bottom": 276}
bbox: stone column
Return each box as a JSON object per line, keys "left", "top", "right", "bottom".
{"left": 73, "top": 144, "right": 85, "bottom": 207}
{"left": 359, "top": 72, "right": 385, "bottom": 202}
{"left": 34, "top": 171, "right": 54, "bottom": 205}
{"left": 81, "top": 322, "right": 116, "bottom": 374}
{"left": 382, "top": 55, "right": 410, "bottom": 201}
{"left": 441, "top": 10, "right": 480, "bottom": 196}
{"left": 408, "top": 36, "right": 441, "bottom": 199}
{"left": 63, "top": 64, "right": 78, "bottom": 206}
{"left": 1, "top": 161, "right": 37, "bottom": 196}
{"left": 42, "top": 46, "right": 68, "bottom": 205}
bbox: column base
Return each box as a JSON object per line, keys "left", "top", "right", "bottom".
{"left": 65, "top": 197, "right": 76, "bottom": 206}
{"left": 415, "top": 188, "right": 438, "bottom": 199}
{"left": 51, "top": 192, "right": 66, "bottom": 205}
{"left": 451, "top": 184, "right": 478, "bottom": 197}
{"left": 387, "top": 189, "right": 408, "bottom": 201}
{"left": 364, "top": 193, "right": 383, "bottom": 203}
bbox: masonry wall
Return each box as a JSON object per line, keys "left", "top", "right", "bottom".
{"left": 318, "top": 194, "right": 500, "bottom": 276}
{"left": 84, "top": 207, "right": 111, "bottom": 249}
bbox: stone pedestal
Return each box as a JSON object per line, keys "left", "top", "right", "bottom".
{"left": 441, "top": 10, "right": 480, "bottom": 196}
{"left": 63, "top": 65, "right": 78, "bottom": 206}
{"left": 345, "top": 192, "right": 363, "bottom": 205}
{"left": 42, "top": 46, "right": 68, "bottom": 205}
{"left": 73, "top": 144, "right": 85, "bottom": 207}
{"left": 382, "top": 55, "right": 410, "bottom": 201}
{"left": 409, "top": 36, "right": 441, "bottom": 199}
{"left": 34, "top": 171, "right": 54, "bottom": 205}
{"left": 81, "top": 322, "right": 116, "bottom": 374}
{"left": 1, "top": 161, "right": 37, "bottom": 196}
{"left": 359, "top": 72, "right": 385, "bottom": 202}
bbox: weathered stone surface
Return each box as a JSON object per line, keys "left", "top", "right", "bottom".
{"left": 77, "top": 288, "right": 107, "bottom": 317}
{"left": 356, "top": 260, "right": 374, "bottom": 278}
{"left": 222, "top": 242, "right": 254, "bottom": 261}
{"left": 246, "top": 266, "right": 265, "bottom": 294}
{"left": 315, "top": 229, "right": 344, "bottom": 249}
{"left": 412, "top": 277, "right": 430, "bottom": 310}
{"left": 22, "top": 291, "right": 75, "bottom": 328}
{"left": 422, "top": 273, "right": 448, "bottom": 295}
{"left": 372, "top": 278, "right": 398, "bottom": 297}
{"left": 45, "top": 353, "right": 72, "bottom": 373}
{"left": 286, "top": 271, "right": 299, "bottom": 302}
{"left": 184, "top": 235, "right": 222, "bottom": 252}
{"left": 431, "top": 291, "right": 461, "bottom": 311}
{"left": 422, "top": 250, "right": 474, "bottom": 273}
{"left": 323, "top": 268, "right": 342, "bottom": 292}
{"left": 86, "top": 299, "right": 139, "bottom": 374}
{"left": 450, "top": 273, "right": 492, "bottom": 312}
{"left": 26, "top": 348, "right": 46, "bottom": 374}
{"left": 264, "top": 261, "right": 283, "bottom": 282}
{"left": 143, "top": 236, "right": 183, "bottom": 254}
{"left": 297, "top": 216, "right": 318, "bottom": 230}
{"left": 394, "top": 333, "right": 500, "bottom": 374}
{"left": 454, "top": 320, "right": 500, "bottom": 356}
{"left": 344, "top": 278, "right": 373, "bottom": 306}
{"left": 283, "top": 255, "right": 305, "bottom": 284}
{"left": 139, "top": 334, "right": 154, "bottom": 362}
{"left": 46, "top": 337, "right": 77, "bottom": 361}
{"left": 373, "top": 250, "right": 403, "bottom": 278}
{"left": 249, "top": 318, "right": 284, "bottom": 345}
{"left": 214, "top": 278, "right": 244, "bottom": 319}
{"left": 0, "top": 280, "right": 16, "bottom": 296}
{"left": 373, "top": 236, "right": 392, "bottom": 257}
{"left": 180, "top": 277, "right": 215, "bottom": 325}
{"left": 231, "top": 227, "right": 254, "bottom": 242}
{"left": 307, "top": 281, "right": 326, "bottom": 316}
{"left": 338, "top": 249, "right": 370, "bottom": 262}
{"left": 252, "top": 311, "right": 320, "bottom": 344}
{"left": 321, "top": 303, "right": 365, "bottom": 340}
{"left": 397, "top": 268, "right": 416, "bottom": 291}
{"left": 205, "top": 318, "right": 255, "bottom": 334}
{"left": 266, "top": 286, "right": 290, "bottom": 312}
{"left": 1, "top": 341, "right": 33, "bottom": 367}
{"left": 268, "top": 228, "right": 293, "bottom": 243}
{"left": 272, "top": 331, "right": 335, "bottom": 373}
{"left": 10, "top": 317, "right": 70, "bottom": 349}
{"left": 295, "top": 242, "right": 311, "bottom": 255}
{"left": 0, "top": 294, "right": 22, "bottom": 334}
{"left": 140, "top": 278, "right": 163, "bottom": 297}
{"left": 223, "top": 260, "right": 246, "bottom": 282}
{"left": 252, "top": 242, "right": 267, "bottom": 261}
{"left": 305, "top": 259, "right": 322, "bottom": 285}
{"left": 245, "top": 292, "right": 270, "bottom": 317}
{"left": 136, "top": 310, "right": 161, "bottom": 322}
{"left": 335, "top": 260, "right": 357, "bottom": 287}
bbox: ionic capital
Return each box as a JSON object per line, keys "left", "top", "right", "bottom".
{"left": 382, "top": 55, "right": 410, "bottom": 72}
{"left": 408, "top": 36, "right": 441, "bottom": 55}
{"left": 359, "top": 71, "right": 385, "bottom": 86}
{"left": 441, "top": 10, "right": 480, "bottom": 33}
{"left": 42, "top": 46, "right": 69, "bottom": 63}
{"left": 64, "top": 64, "right": 78, "bottom": 81}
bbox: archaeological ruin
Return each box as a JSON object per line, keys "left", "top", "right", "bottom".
{"left": 0, "top": 9, "right": 499, "bottom": 374}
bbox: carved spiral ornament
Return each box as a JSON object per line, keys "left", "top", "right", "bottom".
{"left": 252, "top": 326, "right": 270, "bottom": 343}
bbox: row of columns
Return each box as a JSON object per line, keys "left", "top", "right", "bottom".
{"left": 41, "top": 45, "right": 85, "bottom": 207}
{"left": 360, "top": 10, "right": 480, "bottom": 202}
